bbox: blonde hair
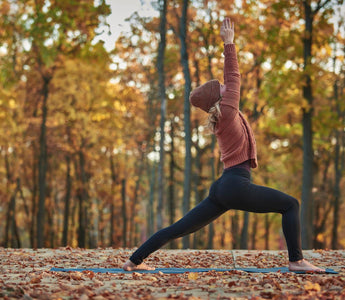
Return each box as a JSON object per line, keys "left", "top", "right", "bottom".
{"left": 207, "top": 99, "right": 222, "bottom": 133}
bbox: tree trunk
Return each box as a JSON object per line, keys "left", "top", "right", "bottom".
{"left": 206, "top": 48, "right": 216, "bottom": 247}
{"left": 62, "top": 155, "right": 72, "bottom": 246}
{"left": 77, "top": 188, "right": 85, "bottom": 248}
{"left": 156, "top": 0, "right": 168, "bottom": 231}
{"left": 3, "top": 151, "right": 22, "bottom": 248}
{"left": 11, "top": 213, "right": 21, "bottom": 248}
{"left": 71, "top": 192, "right": 77, "bottom": 246}
{"left": 208, "top": 135, "right": 216, "bottom": 249}
{"left": 47, "top": 200, "right": 54, "bottom": 248}
{"left": 220, "top": 217, "right": 226, "bottom": 248}
{"left": 232, "top": 211, "right": 240, "bottom": 249}
{"left": 3, "top": 151, "right": 12, "bottom": 247}
{"left": 331, "top": 87, "right": 343, "bottom": 249}
{"left": 192, "top": 120, "right": 204, "bottom": 248}
{"left": 77, "top": 149, "right": 89, "bottom": 248}
{"left": 301, "top": 0, "right": 314, "bottom": 249}
{"left": 240, "top": 212, "right": 249, "bottom": 249}
{"left": 5, "top": 179, "right": 21, "bottom": 248}
{"left": 121, "top": 178, "right": 127, "bottom": 247}
{"left": 130, "top": 156, "right": 144, "bottom": 246}
{"left": 30, "top": 143, "right": 38, "bottom": 248}
{"left": 99, "top": 202, "right": 105, "bottom": 247}
{"left": 265, "top": 214, "right": 270, "bottom": 250}
{"left": 148, "top": 162, "right": 156, "bottom": 237}
{"left": 88, "top": 198, "right": 98, "bottom": 249}
{"left": 313, "top": 158, "right": 332, "bottom": 249}
{"left": 179, "top": 0, "right": 192, "bottom": 249}
{"left": 37, "top": 76, "right": 50, "bottom": 248}
{"left": 168, "top": 120, "right": 177, "bottom": 248}
{"left": 109, "top": 154, "right": 117, "bottom": 247}
{"left": 241, "top": 173, "right": 253, "bottom": 249}
{"left": 331, "top": 38, "right": 345, "bottom": 248}
{"left": 13, "top": 179, "right": 22, "bottom": 248}
{"left": 251, "top": 214, "right": 258, "bottom": 250}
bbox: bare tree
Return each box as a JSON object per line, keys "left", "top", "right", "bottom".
{"left": 301, "top": 0, "right": 332, "bottom": 249}
{"left": 157, "top": 0, "right": 168, "bottom": 230}
{"left": 178, "top": 0, "right": 192, "bottom": 248}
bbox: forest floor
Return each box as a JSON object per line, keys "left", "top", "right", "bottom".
{"left": 0, "top": 247, "right": 344, "bottom": 299}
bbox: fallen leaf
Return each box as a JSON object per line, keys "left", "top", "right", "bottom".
{"left": 187, "top": 272, "right": 198, "bottom": 280}
{"left": 147, "top": 276, "right": 158, "bottom": 282}
{"left": 30, "top": 276, "right": 41, "bottom": 284}
{"left": 304, "top": 281, "right": 321, "bottom": 292}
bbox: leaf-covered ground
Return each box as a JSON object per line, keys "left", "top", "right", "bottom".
{"left": 0, "top": 247, "right": 344, "bottom": 299}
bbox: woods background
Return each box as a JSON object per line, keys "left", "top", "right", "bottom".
{"left": 0, "top": 0, "right": 344, "bottom": 252}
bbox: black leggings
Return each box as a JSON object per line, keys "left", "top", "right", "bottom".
{"left": 130, "top": 167, "right": 303, "bottom": 264}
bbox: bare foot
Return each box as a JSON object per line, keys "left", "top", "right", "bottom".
{"left": 289, "top": 259, "right": 325, "bottom": 273}
{"left": 122, "top": 260, "right": 155, "bottom": 271}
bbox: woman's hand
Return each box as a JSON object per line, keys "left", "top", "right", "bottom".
{"left": 220, "top": 17, "right": 234, "bottom": 44}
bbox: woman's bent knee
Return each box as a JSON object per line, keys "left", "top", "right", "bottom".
{"left": 288, "top": 197, "right": 300, "bottom": 212}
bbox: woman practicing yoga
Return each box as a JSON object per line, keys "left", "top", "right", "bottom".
{"left": 123, "top": 18, "right": 325, "bottom": 273}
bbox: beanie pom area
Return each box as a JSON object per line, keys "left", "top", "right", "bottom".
{"left": 189, "top": 79, "right": 221, "bottom": 113}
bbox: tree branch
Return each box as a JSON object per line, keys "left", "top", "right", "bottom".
{"left": 313, "top": 0, "right": 332, "bottom": 16}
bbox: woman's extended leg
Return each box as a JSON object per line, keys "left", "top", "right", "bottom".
{"left": 123, "top": 196, "right": 227, "bottom": 270}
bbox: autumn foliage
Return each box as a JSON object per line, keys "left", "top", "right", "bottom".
{"left": 0, "top": 0, "right": 344, "bottom": 253}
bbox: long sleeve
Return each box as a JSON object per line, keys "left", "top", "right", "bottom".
{"left": 222, "top": 43, "right": 241, "bottom": 110}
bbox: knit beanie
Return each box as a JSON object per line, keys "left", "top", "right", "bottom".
{"left": 189, "top": 79, "right": 221, "bottom": 113}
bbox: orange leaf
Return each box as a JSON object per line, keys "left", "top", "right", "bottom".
{"left": 187, "top": 272, "right": 199, "bottom": 280}
{"left": 304, "top": 281, "right": 321, "bottom": 292}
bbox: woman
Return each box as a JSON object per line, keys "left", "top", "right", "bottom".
{"left": 123, "top": 18, "right": 325, "bottom": 273}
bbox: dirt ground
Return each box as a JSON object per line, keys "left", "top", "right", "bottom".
{"left": 0, "top": 247, "right": 344, "bottom": 299}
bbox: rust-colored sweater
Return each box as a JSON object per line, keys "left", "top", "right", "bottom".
{"left": 215, "top": 44, "right": 258, "bottom": 169}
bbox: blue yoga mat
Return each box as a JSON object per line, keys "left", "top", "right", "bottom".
{"left": 50, "top": 267, "right": 338, "bottom": 274}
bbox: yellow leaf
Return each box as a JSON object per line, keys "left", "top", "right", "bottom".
{"left": 304, "top": 281, "right": 321, "bottom": 292}
{"left": 147, "top": 276, "right": 158, "bottom": 282}
{"left": 187, "top": 272, "right": 198, "bottom": 280}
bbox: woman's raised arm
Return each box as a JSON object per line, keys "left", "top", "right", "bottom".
{"left": 220, "top": 18, "right": 241, "bottom": 110}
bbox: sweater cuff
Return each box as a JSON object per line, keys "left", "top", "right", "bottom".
{"left": 224, "top": 43, "right": 236, "bottom": 55}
